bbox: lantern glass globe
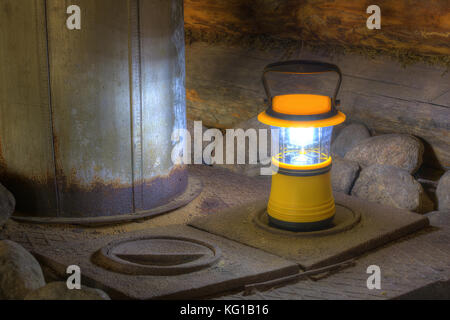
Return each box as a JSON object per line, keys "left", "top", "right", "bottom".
{"left": 273, "top": 126, "right": 333, "bottom": 167}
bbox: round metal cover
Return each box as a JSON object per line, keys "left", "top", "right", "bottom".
{"left": 94, "top": 236, "right": 222, "bottom": 276}
{"left": 253, "top": 204, "right": 361, "bottom": 237}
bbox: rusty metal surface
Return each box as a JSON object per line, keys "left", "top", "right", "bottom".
{"left": 190, "top": 193, "right": 430, "bottom": 270}
{"left": 0, "top": 0, "right": 188, "bottom": 218}
{"left": 12, "top": 174, "right": 202, "bottom": 225}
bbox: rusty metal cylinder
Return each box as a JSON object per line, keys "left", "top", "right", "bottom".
{"left": 0, "top": 0, "right": 188, "bottom": 218}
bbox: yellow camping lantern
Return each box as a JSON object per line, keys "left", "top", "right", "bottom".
{"left": 258, "top": 60, "right": 346, "bottom": 231}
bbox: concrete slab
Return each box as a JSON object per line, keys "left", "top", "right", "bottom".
{"left": 6, "top": 225, "right": 298, "bottom": 299}
{"left": 190, "top": 193, "right": 429, "bottom": 270}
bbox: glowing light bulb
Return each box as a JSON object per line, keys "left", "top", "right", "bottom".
{"left": 287, "top": 127, "right": 315, "bottom": 147}
{"left": 275, "top": 126, "right": 333, "bottom": 166}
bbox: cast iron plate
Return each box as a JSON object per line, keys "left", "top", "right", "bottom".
{"left": 94, "top": 236, "right": 222, "bottom": 276}
{"left": 28, "top": 225, "right": 299, "bottom": 299}
{"left": 189, "top": 193, "right": 429, "bottom": 270}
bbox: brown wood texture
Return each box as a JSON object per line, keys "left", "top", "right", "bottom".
{"left": 185, "top": 0, "right": 450, "bottom": 57}
{"left": 186, "top": 43, "right": 450, "bottom": 169}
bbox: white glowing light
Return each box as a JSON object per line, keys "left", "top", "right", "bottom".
{"left": 287, "top": 127, "right": 315, "bottom": 147}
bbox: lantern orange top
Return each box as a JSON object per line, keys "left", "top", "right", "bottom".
{"left": 258, "top": 94, "right": 345, "bottom": 128}
{"left": 257, "top": 60, "right": 346, "bottom": 128}
{"left": 273, "top": 94, "right": 331, "bottom": 115}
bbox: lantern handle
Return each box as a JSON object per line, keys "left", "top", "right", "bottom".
{"left": 262, "top": 60, "right": 342, "bottom": 110}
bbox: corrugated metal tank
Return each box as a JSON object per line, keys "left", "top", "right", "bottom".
{"left": 0, "top": 0, "right": 189, "bottom": 219}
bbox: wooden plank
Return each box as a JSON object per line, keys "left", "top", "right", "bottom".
{"left": 299, "top": 50, "right": 450, "bottom": 105}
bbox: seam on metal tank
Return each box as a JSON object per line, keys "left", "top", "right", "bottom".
{"left": 128, "top": 0, "right": 145, "bottom": 212}
{"left": 40, "top": 0, "right": 61, "bottom": 217}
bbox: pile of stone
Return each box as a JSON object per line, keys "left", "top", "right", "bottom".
{"left": 330, "top": 123, "right": 449, "bottom": 214}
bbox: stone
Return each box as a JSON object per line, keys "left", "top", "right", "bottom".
{"left": 426, "top": 210, "right": 450, "bottom": 227}
{"left": 436, "top": 171, "right": 450, "bottom": 211}
{"left": 351, "top": 164, "right": 427, "bottom": 213}
{"left": 0, "top": 240, "right": 45, "bottom": 299}
{"left": 25, "top": 282, "right": 110, "bottom": 300}
{"left": 0, "top": 183, "right": 15, "bottom": 228}
{"left": 331, "top": 157, "right": 360, "bottom": 194}
{"left": 331, "top": 123, "right": 371, "bottom": 157}
{"left": 331, "top": 122, "right": 347, "bottom": 143}
{"left": 345, "top": 134, "right": 424, "bottom": 174}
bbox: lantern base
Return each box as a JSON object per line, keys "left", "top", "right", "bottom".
{"left": 267, "top": 168, "right": 335, "bottom": 228}
{"left": 268, "top": 215, "right": 335, "bottom": 232}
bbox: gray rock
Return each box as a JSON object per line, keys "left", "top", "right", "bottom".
{"left": 0, "top": 183, "right": 15, "bottom": 228}
{"left": 331, "top": 122, "right": 347, "bottom": 144}
{"left": 331, "top": 157, "right": 360, "bottom": 194}
{"left": 436, "top": 171, "right": 450, "bottom": 211}
{"left": 0, "top": 240, "right": 45, "bottom": 299}
{"left": 351, "top": 164, "right": 428, "bottom": 213}
{"left": 331, "top": 123, "right": 371, "bottom": 157}
{"left": 345, "top": 134, "right": 424, "bottom": 174}
{"left": 25, "top": 282, "right": 110, "bottom": 300}
{"left": 426, "top": 210, "right": 450, "bottom": 227}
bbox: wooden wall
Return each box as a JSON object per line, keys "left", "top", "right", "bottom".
{"left": 185, "top": 0, "right": 450, "bottom": 57}
{"left": 184, "top": 1, "right": 450, "bottom": 169}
